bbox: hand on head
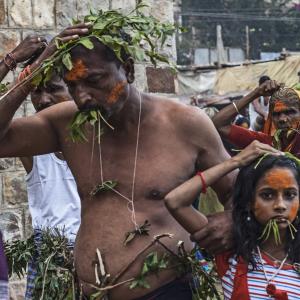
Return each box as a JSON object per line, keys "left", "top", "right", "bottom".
{"left": 255, "top": 80, "right": 283, "bottom": 98}
{"left": 232, "top": 140, "right": 283, "bottom": 168}
{"left": 40, "top": 23, "right": 93, "bottom": 61}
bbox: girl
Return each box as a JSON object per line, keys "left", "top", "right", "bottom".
{"left": 165, "top": 141, "right": 300, "bottom": 300}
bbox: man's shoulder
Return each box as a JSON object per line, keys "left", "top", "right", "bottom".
{"left": 146, "top": 94, "right": 207, "bottom": 124}
{"left": 38, "top": 101, "right": 78, "bottom": 123}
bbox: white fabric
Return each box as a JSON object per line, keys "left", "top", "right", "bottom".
{"left": 26, "top": 153, "right": 81, "bottom": 241}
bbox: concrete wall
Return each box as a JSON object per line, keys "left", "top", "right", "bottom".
{"left": 0, "top": 1, "right": 176, "bottom": 298}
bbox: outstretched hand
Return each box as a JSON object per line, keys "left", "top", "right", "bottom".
{"left": 232, "top": 140, "right": 282, "bottom": 168}
{"left": 254, "top": 80, "right": 282, "bottom": 98}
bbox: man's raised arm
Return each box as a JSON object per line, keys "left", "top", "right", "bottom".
{"left": 212, "top": 80, "right": 280, "bottom": 137}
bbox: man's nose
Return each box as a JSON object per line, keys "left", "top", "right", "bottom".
{"left": 38, "top": 93, "right": 53, "bottom": 109}
{"left": 73, "top": 85, "right": 93, "bottom": 110}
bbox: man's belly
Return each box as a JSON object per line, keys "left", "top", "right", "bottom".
{"left": 74, "top": 199, "right": 193, "bottom": 300}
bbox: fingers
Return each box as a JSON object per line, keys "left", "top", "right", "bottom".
{"left": 59, "top": 23, "right": 92, "bottom": 38}
{"left": 190, "top": 226, "right": 210, "bottom": 244}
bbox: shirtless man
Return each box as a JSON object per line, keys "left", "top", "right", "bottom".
{"left": 0, "top": 24, "right": 235, "bottom": 299}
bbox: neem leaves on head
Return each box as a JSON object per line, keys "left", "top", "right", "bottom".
{"left": 31, "top": 1, "right": 183, "bottom": 87}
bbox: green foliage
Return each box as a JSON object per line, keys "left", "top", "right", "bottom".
{"left": 4, "top": 228, "right": 75, "bottom": 300}
{"left": 259, "top": 218, "right": 282, "bottom": 245}
{"left": 90, "top": 180, "right": 118, "bottom": 196}
{"left": 31, "top": 1, "right": 181, "bottom": 86}
{"left": 4, "top": 236, "right": 34, "bottom": 278}
{"left": 175, "top": 246, "right": 222, "bottom": 300}
{"left": 0, "top": 82, "right": 9, "bottom": 94}
{"left": 130, "top": 252, "right": 168, "bottom": 289}
{"left": 124, "top": 220, "right": 151, "bottom": 245}
{"left": 69, "top": 109, "right": 107, "bottom": 143}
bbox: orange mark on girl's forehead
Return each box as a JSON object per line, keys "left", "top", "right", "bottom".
{"left": 263, "top": 169, "right": 296, "bottom": 189}
{"left": 65, "top": 59, "right": 88, "bottom": 81}
{"left": 273, "top": 100, "right": 288, "bottom": 113}
{"left": 107, "top": 80, "right": 127, "bottom": 104}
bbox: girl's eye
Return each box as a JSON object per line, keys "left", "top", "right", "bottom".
{"left": 284, "top": 190, "right": 298, "bottom": 200}
{"left": 260, "top": 192, "right": 273, "bottom": 200}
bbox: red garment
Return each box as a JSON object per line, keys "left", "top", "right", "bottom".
{"left": 228, "top": 125, "right": 272, "bottom": 149}
{"left": 228, "top": 125, "right": 300, "bottom": 157}
{"left": 215, "top": 251, "right": 300, "bottom": 300}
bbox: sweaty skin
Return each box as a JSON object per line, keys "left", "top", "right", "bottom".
{"left": 65, "top": 59, "right": 88, "bottom": 81}
{"left": 0, "top": 42, "right": 235, "bottom": 300}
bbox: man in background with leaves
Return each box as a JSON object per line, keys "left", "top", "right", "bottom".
{"left": 0, "top": 5, "right": 235, "bottom": 299}
{"left": 0, "top": 35, "right": 81, "bottom": 298}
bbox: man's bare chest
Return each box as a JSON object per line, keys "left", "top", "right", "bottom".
{"left": 63, "top": 131, "right": 198, "bottom": 199}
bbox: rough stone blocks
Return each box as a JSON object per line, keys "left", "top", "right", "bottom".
{"left": 33, "top": 0, "right": 55, "bottom": 28}
{"left": 0, "top": 31, "right": 20, "bottom": 59}
{"left": 2, "top": 171, "right": 27, "bottom": 206}
{"left": 9, "top": 0, "right": 32, "bottom": 27}
{"left": 146, "top": 66, "right": 176, "bottom": 93}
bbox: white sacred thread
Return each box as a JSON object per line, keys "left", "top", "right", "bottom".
{"left": 96, "top": 90, "right": 142, "bottom": 230}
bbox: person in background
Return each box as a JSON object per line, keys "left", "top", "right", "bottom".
{"left": 249, "top": 76, "right": 271, "bottom": 130}
{"left": 0, "top": 34, "right": 49, "bottom": 300}
{"left": 234, "top": 115, "right": 250, "bottom": 129}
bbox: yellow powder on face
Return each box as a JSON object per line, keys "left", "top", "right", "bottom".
{"left": 65, "top": 59, "right": 88, "bottom": 81}
{"left": 107, "top": 80, "right": 127, "bottom": 104}
{"left": 274, "top": 100, "right": 288, "bottom": 113}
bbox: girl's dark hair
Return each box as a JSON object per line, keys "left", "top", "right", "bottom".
{"left": 232, "top": 155, "right": 300, "bottom": 268}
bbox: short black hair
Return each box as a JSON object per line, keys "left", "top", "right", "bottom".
{"left": 235, "top": 116, "right": 250, "bottom": 127}
{"left": 259, "top": 75, "right": 270, "bottom": 85}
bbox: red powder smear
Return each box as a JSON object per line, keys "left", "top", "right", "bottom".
{"left": 264, "top": 169, "right": 296, "bottom": 189}
{"left": 289, "top": 201, "right": 299, "bottom": 221}
{"left": 65, "top": 59, "right": 88, "bottom": 81}
{"left": 107, "top": 80, "right": 127, "bottom": 104}
{"left": 274, "top": 101, "right": 288, "bottom": 113}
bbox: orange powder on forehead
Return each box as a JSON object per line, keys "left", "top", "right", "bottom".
{"left": 107, "top": 80, "right": 127, "bottom": 104}
{"left": 65, "top": 59, "right": 88, "bottom": 81}
{"left": 264, "top": 169, "right": 296, "bottom": 189}
{"left": 273, "top": 100, "right": 288, "bottom": 113}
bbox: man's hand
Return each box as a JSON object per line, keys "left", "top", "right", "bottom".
{"left": 191, "top": 210, "right": 233, "bottom": 254}
{"left": 254, "top": 80, "right": 282, "bottom": 98}
{"left": 11, "top": 35, "right": 47, "bottom": 63}
{"left": 38, "top": 23, "right": 92, "bottom": 62}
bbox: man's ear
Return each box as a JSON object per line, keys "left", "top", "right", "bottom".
{"left": 123, "top": 57, "right": 135, "bottom": 83}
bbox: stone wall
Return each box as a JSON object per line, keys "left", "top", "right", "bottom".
{"left": 0, "top": 0, "right": 176, "bottom": 298}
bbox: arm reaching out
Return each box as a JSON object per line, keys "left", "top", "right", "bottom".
{"left": 164, "top": 141, "right": 282, "bottom": 235}
{"left": 212, "top": 80, "right": 280, "bottom": 137}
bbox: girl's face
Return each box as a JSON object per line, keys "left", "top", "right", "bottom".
{"left": 252, "top": 167, "right": 299, "bottom": 229}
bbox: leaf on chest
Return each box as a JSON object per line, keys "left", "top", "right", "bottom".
{"left": 90, "top": 180, "right": 118, "bottom": 196}
{"left": 124, "top": 220, "right": 151, "bottom": 246}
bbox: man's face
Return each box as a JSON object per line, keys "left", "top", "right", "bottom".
{"left": 63, "top": 44, "right": 132, "bottom": 117}
{"left": 271, "top": 100, "right": 300, "bottom": 131}
{"left": 31, "top": 75, "right": 73, "bottom": 112}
